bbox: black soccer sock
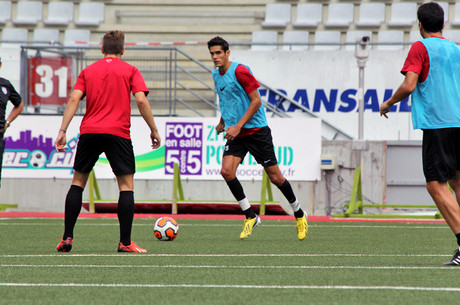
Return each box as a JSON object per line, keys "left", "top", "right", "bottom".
{"left": 277, "top": 179, "right": 304, "bottom": 218}
{"left": 118, "top": 191, "right": 135, "bottom": 246}
{"left": 243, "top": 207, "right": 257, "bottom": 219}
{"left": 226, "top": 178, "right": 256, "bottom": 218}
{"left": 226, "top": 177, "right": 246, "bottom": 201}
{"left": 456, "top": 233, "right": 460, "bottom": 247}
{"left": 278, "top": 179, "right": 296, "bottom": 203}
{"left": 63, "top": 185, "right": 84, "bottom": 239}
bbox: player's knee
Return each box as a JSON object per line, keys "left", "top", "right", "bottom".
{"left": 220, "top": 168, "right": 234, "bottom": 181}
{"left": 269, "top": 175, "right": 285, "bottom": 187}
{"left": 426, "top": 181, "right": 448, "bottom": 199}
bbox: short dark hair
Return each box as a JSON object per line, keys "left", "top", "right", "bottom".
{"left": 207, "top": 36, "right": 229, "bottom": 52}
{"left": 102, "top": 30, "right": 124, "bottom": 55}
{"left": 417, "top": 2, "right": 444, "bottom": 33}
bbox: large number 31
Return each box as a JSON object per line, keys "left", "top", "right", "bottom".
{"left": 35, "top": 65, "right": 68, "bottom": 98}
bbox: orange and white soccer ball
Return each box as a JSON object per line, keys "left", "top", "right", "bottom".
{"left": 153, "top": 217, "right": 179, "bottom": 241}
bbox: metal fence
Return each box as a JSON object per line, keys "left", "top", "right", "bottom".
{"left": 19, "top": 45, "right": 218, "bottom": 117}
{"left": 18, "top": 44, "right": 352, "bottom": 140}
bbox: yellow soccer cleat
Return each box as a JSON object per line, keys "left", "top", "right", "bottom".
{"left": 296, "top": 214, "right": 309, "bottom": 241}
{"left": 240, "top": 216, "right": 261, "bottom": 239}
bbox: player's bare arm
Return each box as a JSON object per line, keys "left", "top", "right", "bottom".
{"left": 134, "top": 91, "right": 161, "bottom": 149}
{"left": 55, "top": 90, "right": 83, "bottom": 152}
{"left": 216, "top": 117, "right": 225, "bottom": 134}
{"left": 380, "top": 71, "right": 419, "bottom": 118}
{"left": 225, "top": 90, "right": 262, "bottom": 140}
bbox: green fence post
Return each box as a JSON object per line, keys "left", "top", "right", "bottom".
{"left": 88, "top": 169, "right": 101, "bottom": 213}
{"left": 344, "top": 166, "right": 363, "bottom": 217}
{"left": 260, "top": 171, "right": 274, "bottom": 215}
{"left": 172, "top": 163, "right": 184, "bottom": 214}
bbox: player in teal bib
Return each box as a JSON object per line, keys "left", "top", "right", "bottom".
{"left": 212, "top": 61, "right": 267, "bottom": 129}
{"left": 411, "top": 37, "right": 460, "bottom": 129}
{"left": 380, "top": 2, "right": 460, "bottom": 266}
{"left": 208, "top": 36, "right": 309, "bottom": 241}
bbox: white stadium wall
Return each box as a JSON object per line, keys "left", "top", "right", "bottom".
{"left": 231, "top": 49, "right": 422, "bottom": 141}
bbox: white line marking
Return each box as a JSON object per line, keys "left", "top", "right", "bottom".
{"left": 1, "top": 264, "right": 458, "bottom": 270}
{"left": 0, "top": 222, "right": 450, "bottom": 229}
{"left": 0, "top": 253, "right": 451, "bottom": 258}
{"left": 0, "top": 282, "right": 460, "bottom": 291}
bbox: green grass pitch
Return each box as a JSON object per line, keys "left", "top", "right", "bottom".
{"left": 1, "top": 217, "right": 460, "bottom": 305}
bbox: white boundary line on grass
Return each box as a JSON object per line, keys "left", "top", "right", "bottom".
{"left": 1, "top": 263, "right": 459, "bottom": 271}
{"left": 0, "top": 222, "right": 451, "bottom": 230}
{"left": 1, "top": 282, "right": 460, "bottom": 292}
{"left": 0, "top": 253, "right": 451, "bottom": 258}
{"left": 0, "top": 253, "right": 452, "bottom": 258}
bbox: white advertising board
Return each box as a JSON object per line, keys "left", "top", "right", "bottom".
{"left": 2, "top": 116, "right": 321, "bottom": 181}
{"left": 231, "top": 49, "right": 423, "bottom": 141}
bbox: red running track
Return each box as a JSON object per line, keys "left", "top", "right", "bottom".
{"left": 0, "top": 212, "right": 446, "bottom": 223}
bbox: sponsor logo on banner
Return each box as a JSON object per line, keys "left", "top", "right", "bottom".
{"left": 164, "top": 122, "right": 203, "bottom": 175}
{"left": 2, "top": 117, "right": 321, "bottom": 181}
{"left": 259, "top": 88, "right": 410, "bottom": 113}
{"left": 4, "top": 130, "right": 76, "bottom": 171}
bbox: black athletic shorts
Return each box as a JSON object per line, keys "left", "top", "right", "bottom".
{"left": 223, "top": 126, "right": 278, "bottom": 168}
{"left": 422, "top": 128, "right": 460, "bottom": 182}
{"left": 73, "top": 133, "right": 135, "bottom": 176}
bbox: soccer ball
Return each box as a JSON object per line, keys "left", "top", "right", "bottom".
{"left": 153, "top": 217, "right": 179, "bottom": 241}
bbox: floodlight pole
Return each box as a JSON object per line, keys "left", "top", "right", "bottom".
{"left": 354, "top": 37, "right": 370, "bottom": 167}
{"left": 357, "top": 60, "right": 365, "bottom": 141}
{"left": 343, "top": 37, "right": 371, "bottom": 217}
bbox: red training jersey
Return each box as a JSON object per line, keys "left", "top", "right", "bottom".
{"left": 73, "top": 57, "right": 149, "bottom": 139}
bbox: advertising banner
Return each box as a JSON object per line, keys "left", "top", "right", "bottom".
{"left": 2, "top": 116, "right": 321, "bottom": 181}
{"left": 231, "top": 50, "right": 423, "bottom": 141}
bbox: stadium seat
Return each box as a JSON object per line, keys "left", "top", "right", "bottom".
{"left": 345, "top": 30, "right": 372, "bottom": 51}
{"left": 75, "top": 2, "right": 105, "bottom": 26}
{"left": 451, "top": 3, "right": 460, "bottom": 26}
{"left": 12, "top": 1, "right": 43, "bottom": 26}
{"left": 1, "top": 28, "right": 28, "bottom": 47}
{"left": 313, "top": 31, "right": 341, "bottom": 51}
{"left": 261, "top": 4, "right": 291, "bottom": 28}
{"left": 44, "top": 2, "right": 74, "bottom": 26}
{"left": 292, "top": 3, "right": 322, "bottom": 28}
{"left": 251, "top": 31, "right": 278, "bottom": 51}
{"left": 355, "top": 3, "right": 385, "bottom": 28}
{"left": 324, "top": 3, "right": 354, "bottom": 28}
{"left": 282, "top": 31, "right": 309, "bottom": 51}
{"left": 64, "top": 29, "right": 90, "bottom": 47}
{"left": 377, "top": 30, "right": 404, "bottom": 50}
{"left": 387, "top": 2, "right": 417, "bottom": 28}
{"left": 33, "top": 29, "right": 60, "bottom": 45}
{"left": 0, "top": 1, "right": 11, "bottom": 25}
{"left": 444, "top": 30, "right": 460, "bottom": 44}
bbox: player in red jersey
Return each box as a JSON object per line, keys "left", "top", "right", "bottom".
{"left": 55, "top": 30, "right": 161, "bottom": 253}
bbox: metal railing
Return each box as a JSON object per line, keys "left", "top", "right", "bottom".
{"left": 20, "top": 45, "right": 219, "bottom": 117}
{"left": 19, "top": 44, "right": 351, "bottom": 139}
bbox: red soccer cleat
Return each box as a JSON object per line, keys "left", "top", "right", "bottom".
{"left": 57, "top": 237, "right": 73, "bottom": 252}
{"left": 117, "top": 241, "right": 147, "bottom": 253}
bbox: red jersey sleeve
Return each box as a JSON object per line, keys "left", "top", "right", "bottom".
{"left": 401, "top": 41, "right": 429, "bottom": 82}
{"left": 73, "top": 70, "right": 86, "bottom": 93}
{"left": 131, "top": 67, "right": 149, "bottom": 97}
{"left": 235, "top": 64, "right": 260, "bottom": 95}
